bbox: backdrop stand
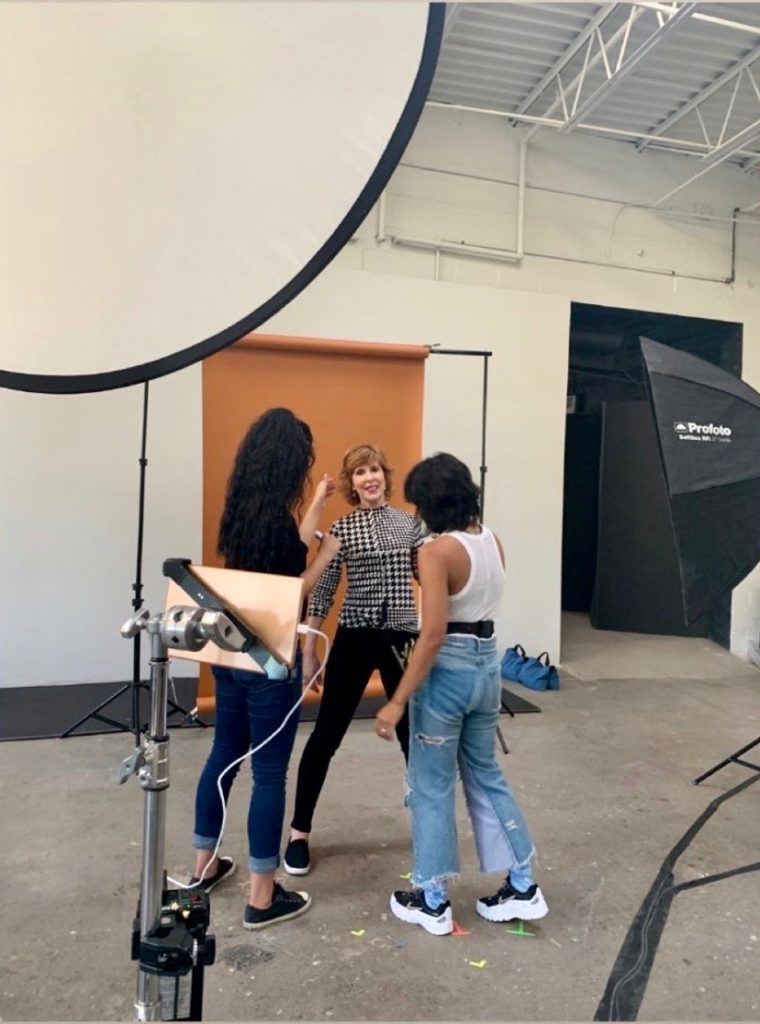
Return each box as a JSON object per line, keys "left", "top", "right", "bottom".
{"left": 61, "top": 383, "right": 205, "bottom": 739}
{"left": 429, "top": 347, "right": 539, "bottom": 727}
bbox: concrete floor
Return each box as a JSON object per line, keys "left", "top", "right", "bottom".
{"left": 2, "top": 614, "right": 759, "bottom": 1022}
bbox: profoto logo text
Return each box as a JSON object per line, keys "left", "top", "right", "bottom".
{"left": 673, "top": 421, "right": 732, "bottom": 443}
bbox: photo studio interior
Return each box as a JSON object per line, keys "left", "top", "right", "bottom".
{"left": 1, "top": 4, "right": 760, "bottom": 1023}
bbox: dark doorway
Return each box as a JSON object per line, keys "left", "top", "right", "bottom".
{"left": 562, "top": 303, "right": 742, "bottom": 648}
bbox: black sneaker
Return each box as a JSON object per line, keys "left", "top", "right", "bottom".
{"left": 390, "top": 889, "right": 453, "bottom": 936}
{"left": 283, "top": 838, "right": 310, "bottom": 876}
{"left": 476, "top": 879, "right": 548, "bottom": 922}
{"left": 243, "top": 882, "right": 312, "bottom": 930}
{"left": 189, "top": 856, "right": 236, "bottom": 894}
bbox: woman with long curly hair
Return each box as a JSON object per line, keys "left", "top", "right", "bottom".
{"left": 189, "top": 407, "right": 336, "bottom": 930}
{"left": 375, "top": 454, "right": 547, "bottom": 936}
{"left": 283, "top": 443, "right": 420, "bottom": 877}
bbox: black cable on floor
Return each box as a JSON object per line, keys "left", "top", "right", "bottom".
{"left": 594, "top": 772, "right": 760, "bottom": 1021}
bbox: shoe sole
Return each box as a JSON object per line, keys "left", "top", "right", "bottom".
{"left": 283, "top": 860, "right": 310, "bottom": 876}
{"left": 243, "top": 894, "right": 312, "bottom": 931}
{"left": 475, "top": 890, "right": 549, "bottom": 923}
{"left": 390, "top": 894, "right": 453, "bottom": 936}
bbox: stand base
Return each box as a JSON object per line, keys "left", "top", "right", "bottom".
{"left": 60, "top": 680, "right": 208, "bottom": 739}
{"left": 692, "top": 736, "right": 760, "bottom": 785}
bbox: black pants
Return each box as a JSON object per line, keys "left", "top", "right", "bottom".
{"left": 291, "top": 626, "right": 414, "bottom": 833}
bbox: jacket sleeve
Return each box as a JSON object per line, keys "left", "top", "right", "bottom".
{"left": 411, "top": 515, "right": 423, "bottom": 582}
{"left": 307, "top": 522, "right": 345, "bottom": 620}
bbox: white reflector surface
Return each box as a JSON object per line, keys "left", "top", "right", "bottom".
{"left": 0, "top": 2, "right": 441, "bottom": 392}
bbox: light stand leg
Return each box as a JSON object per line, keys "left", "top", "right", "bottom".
{"left": 480, "top": 353, "right": 489, "bottom": 516}
{"left": 132, "top": 382, "right": 150, "bottom": 744}
{"left": 692, "top": 736, "right": 760, "bottom": 785}
{"left": 135, "top": 631, "right": 170, "bottom": 1022}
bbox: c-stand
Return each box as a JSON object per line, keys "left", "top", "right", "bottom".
{"left": 119, "top": 601, "right": 248, "bottom": 1021}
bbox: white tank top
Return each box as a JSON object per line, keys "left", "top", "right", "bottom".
{"left": 446, "top": 527, "right": 505, "bottom": 623}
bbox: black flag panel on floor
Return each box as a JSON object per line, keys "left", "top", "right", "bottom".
{"left": 641, "top": 337, "right": 760, "bottom": 624}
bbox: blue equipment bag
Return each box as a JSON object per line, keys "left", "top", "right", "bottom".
{"left": 501, "top": 645, "right": 559, "bottom": 692}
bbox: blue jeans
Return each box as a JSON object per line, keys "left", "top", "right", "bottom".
{"left": 193, "top": 663, "right": 301, "bottom": 873}
{"left": 407, "top": 635, "right": 535, "bottom": 887}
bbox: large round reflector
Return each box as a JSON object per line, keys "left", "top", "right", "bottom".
{"left": 0, "top": 3, "right": 442, "bottom": 393}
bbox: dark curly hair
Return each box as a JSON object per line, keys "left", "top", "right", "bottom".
{"left": 218, "top": 408, "right": 315, "bottom": 572}
{"left": 404, "top": 453, "right": 480, "bottom": 534}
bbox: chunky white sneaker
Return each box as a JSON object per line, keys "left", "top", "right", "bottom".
{"left": 476, "top": 880, "right": 549, "bottom": 922}
{"left": 390, "top": 889, "right": 453, "bottom": 936}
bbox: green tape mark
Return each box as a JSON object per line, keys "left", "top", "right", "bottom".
{"left": 505, "top": 921, "right": 535, "bottom": 937}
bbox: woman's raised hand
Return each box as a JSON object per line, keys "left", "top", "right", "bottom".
{"left": 314, "top": 473, "right": 336, "bottom": 507}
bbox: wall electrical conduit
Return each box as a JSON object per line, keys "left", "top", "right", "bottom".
{"left": 376, "top": 139, "right": 528, "bottom": 271}
{"left": 375, "top": 134, "right": 760, "bottom": 286}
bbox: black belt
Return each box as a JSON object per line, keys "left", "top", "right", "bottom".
{"left": 446, "top": 620, "right": 494, "bottom": 638}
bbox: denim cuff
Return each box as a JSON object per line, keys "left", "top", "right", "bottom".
{"left": 249, "top": 853, "right": 280, "bottom": 873}
{"left": 192, "top": 833, "right": 219, "bottom": 851}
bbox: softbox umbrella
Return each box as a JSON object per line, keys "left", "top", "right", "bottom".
{"left": 641, "top": 336, "right": 760, "bottom": 624}
{"left": 0, "top": 2, "right": 443, "bottom": 394}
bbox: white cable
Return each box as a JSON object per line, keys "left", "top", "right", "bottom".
{"left": 167, "top": 625, "right": 330, "bottom": 889}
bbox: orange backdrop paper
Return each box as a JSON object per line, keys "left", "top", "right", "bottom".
{"left": 199, "top": 333, "right": 427, "bottom": 714}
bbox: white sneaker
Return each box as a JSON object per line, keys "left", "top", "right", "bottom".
{"left": 476, "top": 880, "right": 549, "bottom": 922}
{"left": 390, "top": 889, "right": 453, "bottom": 936}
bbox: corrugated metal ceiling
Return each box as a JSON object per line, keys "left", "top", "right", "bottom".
{"left": 430, "top": 3, "right": 760, "bottom": 175}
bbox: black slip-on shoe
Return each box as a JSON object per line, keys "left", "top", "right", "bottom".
{"left": 283, "top": 838, "right": 311, "bottom": 876}
{"left": 243, "top": 883, "right": 312, "bottom": 930}
{"left": 189, "top": 856, "right": 236, "bottom": 894}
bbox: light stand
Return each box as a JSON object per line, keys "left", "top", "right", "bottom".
{"left": 62, "top": 383, "right": 204, "bottom": 739}
{"left": 428, "top": 347, "right": 525, "bottom": 737}
{"left": 118, "top": 557, "right": 297, "bottom": 1021}
{"left": 692, "top": 737, "right": 760, "bottom": 785}
{"left": 428, "top": 347, "right": 491, "bottom": 511}
{"left": 119, "top": 601, "right": 248, "bottom": 1022}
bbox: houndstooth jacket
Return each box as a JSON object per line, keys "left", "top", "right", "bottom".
{"left": 308, "top": 504, "right": 421, "bottom": 632}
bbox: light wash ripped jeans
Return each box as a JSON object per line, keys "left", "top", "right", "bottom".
{"left": 407, "top": 635, "right": 535, "bottom": 888}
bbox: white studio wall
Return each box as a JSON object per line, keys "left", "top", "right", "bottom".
{"left": 3, "top": 103, "right": 760, "bottom": 687}
{"left": 0, "top": 368, "right": 202, "bottom": 687}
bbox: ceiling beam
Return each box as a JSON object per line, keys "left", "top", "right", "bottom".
{"left": 522, "top": 6, "right": 647, "bottom": 142}
{"left": 559, "top": 2, "right": 697, "bottom": 134}
{"left": 515, "top": 4, "right": 617, "bottom": 115}
{"left": 638, "top": 41, "right": 760, "bottom": 150}
{"left": 428, "top": 98, "right": 760, "bottom": 162}
{"left": 654, "top": 118, "right": 760, "bottom": 205}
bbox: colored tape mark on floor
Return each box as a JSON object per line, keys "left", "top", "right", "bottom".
{"left": 350, "top": 929, "right": 366, "bottom": 937}
{"left": 399, "top": 872, "right": 412, "bottom": 879}
{"left": 451, "top": 920, "right": 471, "bottom": 937}
{"left": 469, "top": 959, "right": 487, "bottom": 969}
{"left": 505, "top": 921, "right": 535, "bottom": 937}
